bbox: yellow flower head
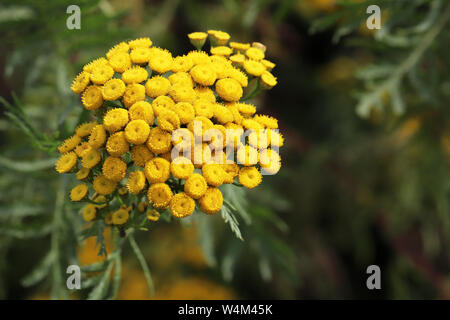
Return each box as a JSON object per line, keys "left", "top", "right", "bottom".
{"left": 194, "top": 86, "right": 216, "bottom": 103}
{"left": 106, "top": 131, "right": 129, "bottom": 157}
{"left": 125, "top": 119, "right": 150, "bottom": 145}
{"left": 169, "top": 71, "right": 194, "bottom": 87}
{"left": 237, "top": 145, "right": 259, "bottom": 166}
{"left": 269, "top": 130, "right": 284, "bottom": 148}
{"left": 93, "top": 175, "right": 117, "bottom": 195}
{"left": 147, "top": 183, "right": 173, "bottom": 209}
{"left": 171, "top": 56, "right": 194, "bottom": 73}
{"left": 137, "top": 201, "right": 148, "bottom": 213}
{"left": 259, "top": 148, "right": 281, "bottom": 167}
{"left": 158, "top": 109, "right": 180, "bottom": 133}
{"left": 172, "top": 128, "right": 194, "bottom": 150}
{"left": 70, "top": 183, "right": 88, "bottom": 201}
{"left": 208, "top": 30, "right": 230, "bottom": 46}
{"left": 122, "top": 66, "right": 148, "bottom": 84}
{"left": 229, "top": 53, "right": 246, "bottom": 65}
{"left": 193, "top": 98, "right": 214, "bottom": 119}
{"left": 127, "top": 171, "right": 146, "bottom": 195}
{"left": 238, "top": 166, "right": 262, "bottom": 189}
{"left": 187, "top": 50, "right": 210, "bottom": 65}
{"left": 215, "top": 78, "right": 243, "bottom": 102}
{"left": 226, "top": 67, "right": 248, "bottom": 87}
{"left": 105, "top": 212, "right": 113, "bottom": 225}
{"left": 81, "top": 148, "right": 101, "bottom": 169}
{"left": 130, "top": 47, "right": 152, "bottom": 64}
{"left": 184, "top": 173, "right": 207, "bottom": 199}
{"left": 226, "top": 104, "right": 243, "bottom": 125}
{"left": 83, "top": 57, "right": 109, "bottom": 73}
{"left": 129, "top": 37, "right": 152, "bottom": 49}
{"left": 152, "top": 96, "right": 175, "bottom": 116}
{"left": 229, "top": 41, "right": 251, "bottom": 52}
{"left": 108, "top": 52, "right": 132, "bottom": 73}
{"left": 102, "top": 79, "right": 126, "bottom": 101}
{"left": 213, "top": 104, "right": 234, "bottom": 124}
{"left": 210, "top": 46, "right": 233, "bottom": 56}
{"left": 145, "top": 76, "right": 171, "bottom": 98}
{"left": 198, "top": 187, "right": 223, "bottom": 214}
{"left": 106, "top": 42, "right": 129, "bottom": 59}
{"left": 170, "top": 192, "right": 195, "bottom": 218}
{"left": 123, "top": 83, "right": 146, "bottom": 108}
{"left": 248, "top": 129, "right": 270, "bottom": 149}
{"left": 90, "top": 64, "right": 114, "bottom": 85}
{"left": 234, "top": 102, "right": 256, "bottom": 117}
{"left": 188, "top": 32, "right": 208, "bottom": 49}
{"left": 224, "top": 123, "right": 244, "bottom": 149}
{"left": 103, "top": 108, "right": 129, "bottom": 133}
{"left": 242, "top": 118, "right": 264, "bottom": 131}
{"left": 131, "top": 145, "right": 154, "bottom": 167}
{"left": 169, "top": 83, "right": 196, "bottom": 103}
{"left": 243, "top": 59, "right": 266, "bottom": 77}
{"left": 187, "top": 116, "right": 214, "bottom": 137}
{"left": 148, "top": 48, "right": 173, "bottom": 74}
{"left": 190, "top": 64, "right": 217, "bottom": 87}
{"left": 261, "top": 59, "right": 276, "bottom": 71}
{"left": 55, "top": 152, "right": 77, "bottom": 173}
{"left": 112, "top": 208, "right": 129, "bottom": 225}
{"left": 144, "top": 157, "right": 171, "bottom": 183}
{"left": 146, "top": 127, "right": 172, "bottom": 154}
{"left": 147, "top": 209, "right": 160, "bottom": 221}
{"left": 71, "top": 71, "right": 91, "bottom": 94}
{"left": 82, "top": 204, "right": 97, "bottom": 222}
{"left": 76, "top": 167, "right": 90, "bottom": 180}
{"left": 202, "top": 163, "right": 225, "bottom": 187}
{"left": 170, "top": 157, "right": 194, "bottom": 179}
{"left": 222, "top": 163, "right": 239, "bottom": 184}
{"left": 93, "top": 195, "right": 108, "bottom": 209}
{"left": 245, "top": 47, "right": 265, "bottom": 61}
{"left": 76, "top": 121, "right": 97, "bottom": 137}
{"left": 174, "top": 102, "right": 195, "bottom": 125}
{"left": 58, "top": 134, "right": 81, "bottom": 154}
{"left": 129, "top": 101, "right": 154, "bottom": 124}
{"left": 75, "top": 141, "right": 91, "bottom": 158}
{"left": 253, "top": 114, "right": 278, "bottom": 129}
{"left": 260, "top": 71, "right": 277, "bottom": 89}
{"left": 81, "top": 85, "right": 103, "bottom": 110}
{"left": 102, "top": 156, "right": 127, "bottom": 182}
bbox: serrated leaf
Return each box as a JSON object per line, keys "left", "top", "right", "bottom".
{"left": 220, "top": 205, "right": 243, "bottom": 241}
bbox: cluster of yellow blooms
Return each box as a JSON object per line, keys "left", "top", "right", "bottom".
{"left": 56, "top": 30, "right": 283, "bottom": 227}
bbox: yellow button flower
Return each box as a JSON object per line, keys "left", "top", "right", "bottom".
{"left": 174, "top": 102, "right": 195, "bottom": 125}
{"left": 55, "top": 152, "right": 77, "bottom": 173}
{"left": 75, "top": 121, "right": 97, "bottom": 137}
{"left": 202, "top": 163, "right": 225, "bottom": 187}
{"left": 126, "top": 171, "right": 146, "bottom": 195}
{"left": 145, "top": 76, "right": 171, "bottom": 98}
{"left": 102, "top": 78, "right": 126, "bottom": 101}
{"left": 76, "top": 167, "right": 90, "bottom": 180}
{"left": 81, "top": 85, "right": 103, "bottom": 110}
{"left": 260, "top": 71, "right": 277, "bottom": 89}
{"left": 128, "top": 37, "right": 152, "bottom": 49}
{"left": 144, "top": 157, "right": 171, "bottom": 183}
{"left": 122, "top": 66, "right": 148, "bottom": 84}
{"left": 190, "top": 64, "right": 217, "bottom": 86}
{"left": 148, "top": 48, "right": 173, "bottom": 74}
{"left": 193, "top": 98, "right": 214, "bottom": 118}
{"left": 171, "top": 55, "right": 194, "bottom": 73}
{"left": 123, "top": 83, "right": 146, "bottom": 108}
{"left": 170, "top": 157, "right": 194, "bottom": 179}
{"left": 108, "top": 52, "right": 132, "bottom": 73}
{"left": 210, "top": 46, "right": 233, "bottom": 56}
{"left": 90, "top": 64, "right": 114, "bottom": 85}
{"left": 152, "top": 96, "right": 175, "bottom": 116}
{"left": 130, "top": 47, "right": 152, "bottom": 64}
{"left": 236, "top": 145, "right": 259, "bottom": 166}
{"left": 71, "top": 71, "right": 90, "bottom": 94}
{"left": 184, "top": 173, "right": 207, "bottom": 199}
{"left": 253, "top": 114, "right": 278, "bottom": 129}
{"left": 82, "top": 204, "right": 97, "bottom": 222}
{"left": 158, "top": 109, "right": 180, "bottom": 133}
{"left": 131, "top": 145, "right": 154, "bottom": 167}
{"left": 129, "top": 101, "right": 154, "bottom": 124}
{"left": 106, "top": 42, "right": 129, "bottom": 59}
{"left": 58, "top": 134, "right": 81, "bottom": 154}
{"left": 93, "top": 175, "right": 117, "bottom": 195}
{"left": 103, "top": 108, "right": 129, "bottom": 133}
{"left": 170, "top": 192, "right": 195, "bottom": 218}
{"left": 169, "top": 83, "right": 196, "bottom": 103}
{"left": 124, "top": 120, "right": 150, "bottom": 145}
{"left": 146, "top": 127, "right": 172, "bottom": 154}
{"left": 229, "top": 41, "right": 250, "bottom": 51}
{"left": 70, "top": 183, "right": 88, "bottom": 201}
{"left": 238, "top": 166, "right": 262, "bottom": 189}
{"left": 102, "top": 156, "right": 127, "bottom": 182}
{"left": 215, "top": 78, "right": 243, "bottom": 102}
{"left": 74, "top": 142, "right": 92, "bottom": 159}
{"left": 213, "top": 104, "right": 234, "bottom": 124}
{"left": 147, "top": 183, "right": 173, "bottom": 209}
{"left": 106, "top": 131, "right": 130, "bottom": 157}
{"left": 222, "top": 163, "right": 239, "bottom": 184}
{"left": 243, "top": 59, "right": 266, "bottom": 76}
{"left": 81, "top": 148, "right": 101, "bottom": 169}
{"left": 87, "top": 124, "right": 107, "bottom": 149}
{"left": 112, "top": 208, "right": 129, "bottom": 225}
{"left": 198, "top": 187, "right": 223, "bottom": 214}
{"left": 169, "top": 71, "right": 194, "bottom": 87}
{"left": 188, "top": 32, "right": 208, "bottom": 49}
{"left": 245, "top": 47, "right": 265, "bottom": 61}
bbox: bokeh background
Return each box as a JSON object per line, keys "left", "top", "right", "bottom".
{"left": 1, "top": 0, "right": 450, "bottom": 299}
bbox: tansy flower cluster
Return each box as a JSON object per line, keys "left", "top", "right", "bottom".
{"left": 57, "top": 30, "right": 283, "bottom": 229}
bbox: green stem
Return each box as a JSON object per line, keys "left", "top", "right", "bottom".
{"left": 128, "top": 232, "right": 155, "bottom": 297}
{"left": 241, "top": 80, "right": 262, "bottom": 101}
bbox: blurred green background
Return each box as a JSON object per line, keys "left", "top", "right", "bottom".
{"left": 1, "top": 0, "right": 450, "bottom": 299}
